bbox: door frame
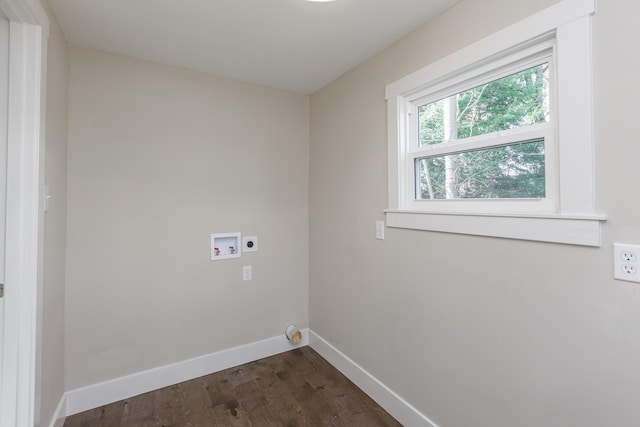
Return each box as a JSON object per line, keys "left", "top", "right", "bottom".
{"left": 0, "top": 1, "right": 48, "bottom": 426}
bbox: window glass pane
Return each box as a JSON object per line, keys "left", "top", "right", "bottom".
{"left": 418, "top": 64, "right": 549, "bottom": 147}
{"left": 416, "top": 139, "right": 545, "bottom": 200}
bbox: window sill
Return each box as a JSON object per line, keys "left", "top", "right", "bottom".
{"left": 385, "top": 210, "right": 607, "bottom": 246}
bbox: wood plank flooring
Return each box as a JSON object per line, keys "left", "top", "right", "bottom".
{"left": 63, "top": 346, "right": 402, "bottom": 427}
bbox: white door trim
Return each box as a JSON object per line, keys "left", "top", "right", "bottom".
{"left": 0, "top": 1, "right": 48, "bottom": 426}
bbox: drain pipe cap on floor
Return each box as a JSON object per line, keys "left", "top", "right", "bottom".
{"left": 285, "top": 325, "right": 302, "bottom": 344}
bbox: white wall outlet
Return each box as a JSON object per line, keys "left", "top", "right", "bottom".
{"left": 376, "top": 220, "right": 385, "bottom": 240}
{"left": 613, "top": 243, "right": 640, "bottom": 283}
{"left": 242, "top": 265, "right": 252, "bottom": 281}
{"left": 242, "top": 236, "right": 258, "bottom": 252}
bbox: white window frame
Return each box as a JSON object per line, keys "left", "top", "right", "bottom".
{"left": 385, "top": 0, "right": 605, "bottom": 246}
{"left": 408, "top": 46, "right": 555, "bottom": 213}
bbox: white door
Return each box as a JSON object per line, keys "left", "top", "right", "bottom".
{"left": 0, "top": 8, "right": 9, "bottom": 409}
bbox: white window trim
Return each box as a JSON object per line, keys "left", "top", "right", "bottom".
{"left": 385, "top": 0, "right": 605, "bottom": 246}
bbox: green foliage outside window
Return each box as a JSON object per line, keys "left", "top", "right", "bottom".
{"left": 417, "top": 64, "right": 549, "bottom": 200}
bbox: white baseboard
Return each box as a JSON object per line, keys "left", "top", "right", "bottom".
{"left": 58, "top": 329, "right": 435, "bottom": 427}
{"left": 47, "top": 394, "right": 67, "bottom": 427}
{"left": 64, "top": 330, "right": 308, "bottom": 416}
{"left": 308, "top": 330, "right": 439, "bottom": 427}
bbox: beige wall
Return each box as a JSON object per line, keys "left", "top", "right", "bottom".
{"left": 38, "top": 0, "right": 68, "bottom": 424}
{"left": 309, "top": 0, "right": 640, "bottom": 426}
{"left": 65, "top": 49, "right": 309, "bottom": 389}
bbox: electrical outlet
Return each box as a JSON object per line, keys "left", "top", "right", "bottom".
{"left": 621, "top": 264, "right": 637, "bottom": 275}
{"left": 621, "top": 250, "right": 636, "bottom": 263}
{"left": 613, "top": 243, "right": 640, "bottom": 283}
{"left": 242, "top": 236, "right": 258, "bottom": 252}
{"left": 242, "top": 265, "right": 252, "bottom": 281}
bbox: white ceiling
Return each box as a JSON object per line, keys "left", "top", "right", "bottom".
{"left": 48, "top": 0, "right": 461, "bottom": 94}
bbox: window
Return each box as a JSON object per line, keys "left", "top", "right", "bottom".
{"left": 411, "top": 54, "right": 553, "bottom": 211}
{"left": 385, "top": 0, "right": 605, "bottom": 246}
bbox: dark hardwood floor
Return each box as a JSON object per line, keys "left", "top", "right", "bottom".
{"left": 63, "top": 346, "right": 402, "bottom": 426}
